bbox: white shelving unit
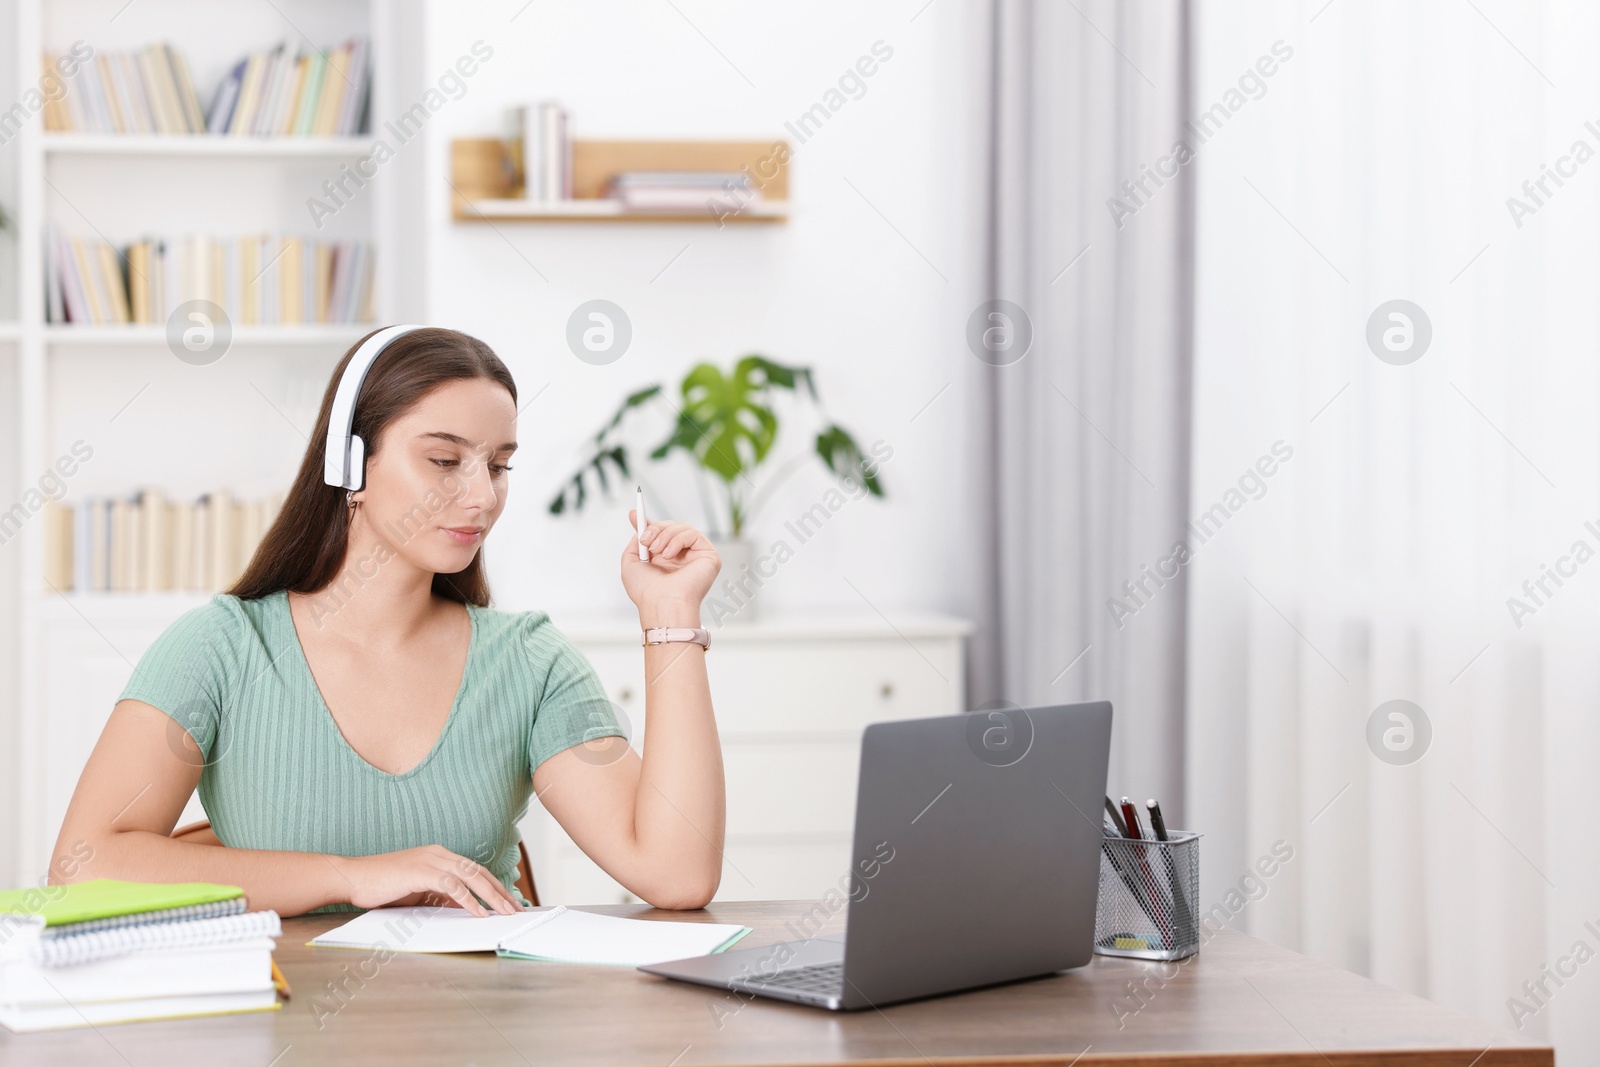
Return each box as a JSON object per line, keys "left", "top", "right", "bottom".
{"left": 0, "top": 0, "right": 26, "bottom": 895}
{"left": 42, "top": 133, "right": 381, "bottom": 158}
{"left": 44, "top": 324, "right": 376, "bottom": 346}
{"left": 3, "top": 0, "right": 421, "bottom": 885}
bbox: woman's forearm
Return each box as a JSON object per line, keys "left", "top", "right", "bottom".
{"left": 633, "top": 598, "right": 725, "bottom": 905}
{"left": 53, "top": 829, "right": 353, "bottom": 917}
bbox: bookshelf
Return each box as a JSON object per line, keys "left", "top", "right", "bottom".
{"left": 0, "top": 0, "right": 23, "bottom": 896}
{"left": 3, "top": 0, "right": 418, "bottom": 885}
{"left": 450, "top": 138, "right": 792, "bottom": 223}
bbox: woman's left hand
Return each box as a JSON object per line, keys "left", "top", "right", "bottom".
{"left": 622, "top": 510, "right": 721, "bottom": 621}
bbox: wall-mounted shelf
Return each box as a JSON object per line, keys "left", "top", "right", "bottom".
{"left": 450, "top": 138, "right": 789, "bottom": 224}
{"left": 43, "top": 135, "right": 380, "bottom": 158}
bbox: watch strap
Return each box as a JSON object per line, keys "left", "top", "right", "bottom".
{"left": 642, "top": 626, "right": 711, "bottom": 650}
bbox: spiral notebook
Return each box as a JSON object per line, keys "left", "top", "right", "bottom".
{"left": 40, "top": 898, "right": 248, "bottom": 939}
{"left": 311, "top": 905, "right": 751, "bottom": 967}
{"left": 24, "top": 911, "right": 283, "bottom": 968}
{"left": 0, "top": 880, "right": 242, "bottom": 928}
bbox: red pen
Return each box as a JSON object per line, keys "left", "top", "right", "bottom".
{"left": 1120, "top": 796, "right": 1171, "bottom": 946}
{"left": 1121, "top": 798, "right": 1144, "bottom": 839}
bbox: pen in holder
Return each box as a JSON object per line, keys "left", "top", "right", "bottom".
{"left": 1094, "top": 831, "right": 1200, "bottom": 961}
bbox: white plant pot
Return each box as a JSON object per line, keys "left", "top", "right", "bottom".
{"left": 709, "top": 535, "right": 760, "bottom": 625}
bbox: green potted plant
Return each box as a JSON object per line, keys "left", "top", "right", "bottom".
{"left": 549, "top": 354, "right": 886, "bottom": 620}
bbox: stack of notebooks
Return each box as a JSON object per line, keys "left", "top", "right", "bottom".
{"left": 0, "top": 880, "right": 282, "bottom": 1032}
{"left": 44, "top": 226, "right": 375, "bottom": 327}
{"left": 40, "top": 37, "right": 369, "bottom": 137}
{"left": 40, "top": 488, "right": 285, "bottom": 594}
{"left": 605, "top": 171, "right": 760, "bottom": 213}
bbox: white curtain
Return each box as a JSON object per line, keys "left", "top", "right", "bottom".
{"left": 978, "top": 0, "right": 1196, "bottom": 811}
{"left": 1187, "top": 0, "right": 1600, "bottom": 1056}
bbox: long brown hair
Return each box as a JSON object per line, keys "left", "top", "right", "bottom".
{"left": 226, "top": 326, "right": 517, "bottom": 606}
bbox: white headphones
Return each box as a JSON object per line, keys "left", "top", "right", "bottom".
{"left": 323, "top": 324, "right": 427, "bottom": 491}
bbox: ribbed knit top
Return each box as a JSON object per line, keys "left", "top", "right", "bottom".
{"left": 116, "top": 588, "right": 626, "bottom": 913}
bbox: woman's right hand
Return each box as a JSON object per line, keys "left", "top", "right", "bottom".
{"left": 331, "top": 845, "right": 523, "bottom": 916}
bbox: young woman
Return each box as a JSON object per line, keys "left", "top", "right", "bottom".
{"left": 50, "top": 327, "right": 725, "bottom": 917}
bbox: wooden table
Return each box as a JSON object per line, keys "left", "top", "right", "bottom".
{"left": 0, "top": 900, "right": 1554, "bottom": 1066}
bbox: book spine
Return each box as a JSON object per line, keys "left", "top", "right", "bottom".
{"left": 41, "top": 501, "right": 73, "bottom": 591}
{"left": 89, "top": 499, "right": 107, "bottom": 591}
{"left": 119, "top": 52, "right": 155, "bottom": 135}
{"left": 227, "top": 52, "right": 262, "bottom": 137}
{"left": 69, "top": 238, "right": 103, "bottom": 325}
{"left": 72, "top": 496, "right": 90, "bottom": 591}
{"left": 206, "top": 60, "right": 244, "bottom": 135}
{"left": 44, "top": 223, "right": 65, "bottom": 324}
{"left": 313, "top": 43, "right": 350, "bottom": 136}
{"left": 169, "top": 45, "right": 206, "bottom": 134}
{"left": 338, "top": 38, "right": 369, "bottom": 136}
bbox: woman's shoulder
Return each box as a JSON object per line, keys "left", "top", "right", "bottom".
{"left": 148, "top": 590, "right": 281, "bottom": 650}
{"left": 470, "top": 601, "right": 559, "bottom": 645}
{"left": 178, "top": 589, "right": 278, "bottom": 628}
{"left": 468, "top": 603, "right": 592, "bottom": 668}
{"left": 124, "top": 591, "right": 281, "bottom": 694}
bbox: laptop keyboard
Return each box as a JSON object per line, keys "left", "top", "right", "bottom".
{"left": 739, "top": 961, "right": 845, "bottom": 995}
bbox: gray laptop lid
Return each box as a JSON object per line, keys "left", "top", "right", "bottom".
{"left": 835, "top": 701, "right": 1113, "bottom": 1009}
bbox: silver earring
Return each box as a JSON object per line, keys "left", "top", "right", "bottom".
{"left": 346, "top": 489, "right": 357, "bottom": 508}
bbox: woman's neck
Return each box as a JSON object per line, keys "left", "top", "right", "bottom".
{"left": 293, "top": 515, "right": 452, "bottom": 647}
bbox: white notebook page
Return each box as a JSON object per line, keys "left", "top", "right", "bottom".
{"left": 310, "top": 905, "right": 750, "bottom": 965}
{"left": 309, "top": 906, "right": 544, "bottom": 953}
{"left": 499, "top": 906, "right": 750, "bottom": 966}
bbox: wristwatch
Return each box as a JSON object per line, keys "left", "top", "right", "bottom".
{"left": 642, "top": 626, "right": 711, "bottom": 651}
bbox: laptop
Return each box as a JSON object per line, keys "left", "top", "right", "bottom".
{"left": 638, "top": 700, "right": 1113, "bottom": 1010}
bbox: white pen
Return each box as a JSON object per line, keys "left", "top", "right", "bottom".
{"left": 636, "top": 485, "right": 649, "bottom": 562}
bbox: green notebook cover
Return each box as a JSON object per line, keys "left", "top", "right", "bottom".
{"left": 0, "top": 880, "right": 243, "bottom": 927}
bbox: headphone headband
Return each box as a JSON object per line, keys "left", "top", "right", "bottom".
{"left": 323, "top": 324, "right": 427, "bottom": 491}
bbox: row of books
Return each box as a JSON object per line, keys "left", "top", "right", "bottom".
{"left": 207, "top": 39, "right": 370, "bottom": 138}
{"left": 502, "top": 101, "right": 572, "bottom": 201}
{"left": 42, "top": 37, "right": 369, "bottom": 137}
{"left": 45, "top": 227, "right": 375, "bottom": 326}
{"left": 0, "top": 880, "right": 282, "bottom": 1032}
{"left": 41, "top": 490, "right": 286, "bottom": 594}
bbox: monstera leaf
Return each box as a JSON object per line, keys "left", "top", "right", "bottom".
{"left": 548, "top": 353, "right": 883, "bottom": 538}
{"left": 650, "top": 357, "right": 812, "bottom": 483}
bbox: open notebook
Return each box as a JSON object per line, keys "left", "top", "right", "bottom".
{"left": 309, "top": 905, "right": 751, "bottom": 967}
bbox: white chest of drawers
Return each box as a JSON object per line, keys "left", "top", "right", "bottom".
{"left": 525, "top": 612, "right": 972, "bottom": 905}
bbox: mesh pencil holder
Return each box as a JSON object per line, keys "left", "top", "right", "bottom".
{"left": 1093, "top": 832, "right": 1201, "bottom": 961}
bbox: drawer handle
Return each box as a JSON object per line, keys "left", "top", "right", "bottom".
{"left": 617, "top": 686, "right": 634, "bottom": 703}
{"left": 880, "top": 682, "right": 893, "bottom": 699}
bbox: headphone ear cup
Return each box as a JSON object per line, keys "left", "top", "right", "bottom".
{"left": 348, "top": 434, "right": 366, "bottom": 491}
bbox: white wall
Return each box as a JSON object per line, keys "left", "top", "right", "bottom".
{"left": 412, "top": 1, "right": 992, "bottom": 653}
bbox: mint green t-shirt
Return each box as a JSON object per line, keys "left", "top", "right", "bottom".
{"left": 116, "top": 589, "right": 626, "bottom": 913}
